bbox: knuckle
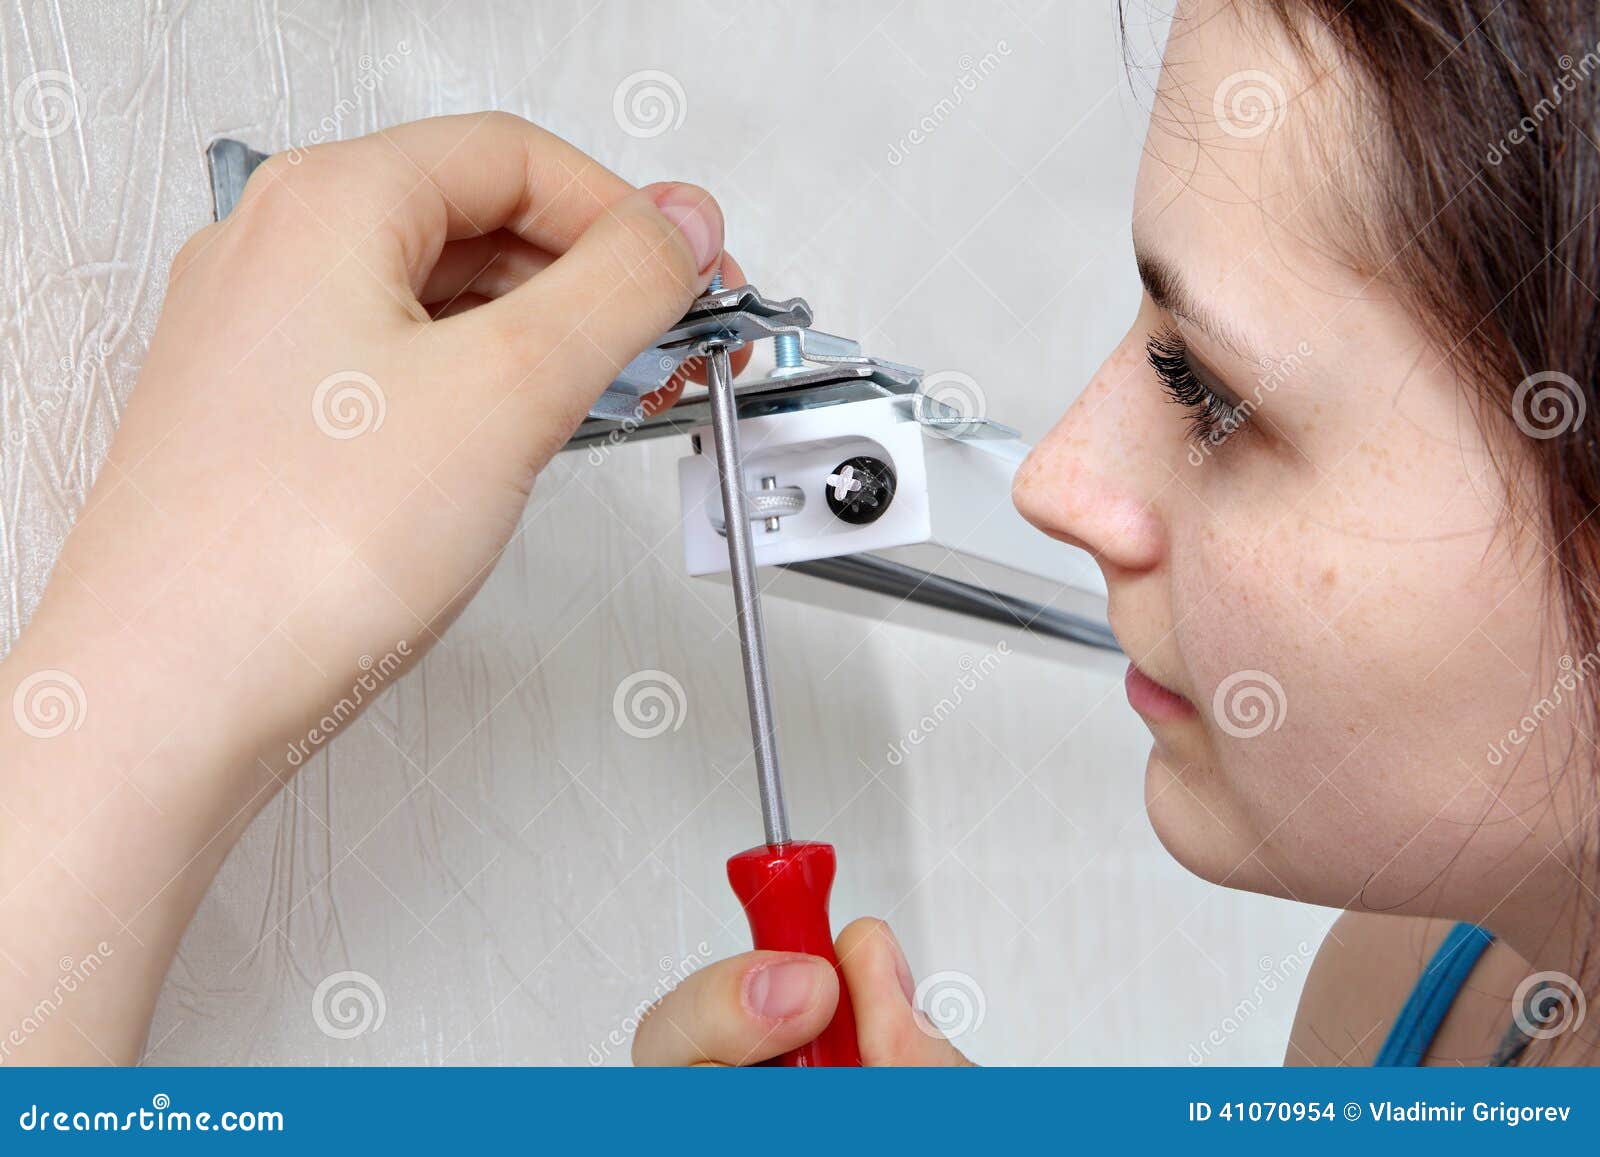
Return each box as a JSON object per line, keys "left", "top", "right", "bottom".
{"left": 479, "top": 108, "right": 532, "bottom": 136}
{"left": 231, "top": 153, "right": 311, "bottom": 225}
{"left": 237, "top": 146, "right": 360, "bottom": 224}
{"left": 168, "top": 225, "right": 218, "bottom": 280}
{"left": 238, "top": 150, "right": 301, "bottom": 205}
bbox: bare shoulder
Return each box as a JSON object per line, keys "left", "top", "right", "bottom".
{"left": 1286, "top": 911, "right": 1529, "bottom": 1066}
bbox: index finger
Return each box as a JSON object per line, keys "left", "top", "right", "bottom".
{"left": 247, "top": 112, "right": 635, "bottom": 288}
{"left": 377, "top": 111, "right": 631, "bottom": 250}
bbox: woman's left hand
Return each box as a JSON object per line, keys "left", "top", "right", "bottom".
{"left": 632, "top": 918, "right": 974, "bottom": 1066}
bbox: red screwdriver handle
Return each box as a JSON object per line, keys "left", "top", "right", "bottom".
{"left": 726, "top": 841, "right": 861, "bottom": 1067}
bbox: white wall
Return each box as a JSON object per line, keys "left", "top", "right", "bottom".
{"left": 0, "top": 0, "right": 1334, "bottom": 1065}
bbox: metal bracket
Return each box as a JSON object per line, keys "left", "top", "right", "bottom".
{"left": 593, "top": 285, "right": 813, "bottom": 420}
{"left": 206, "top": 138, "right": 268, "bottom": 219}
{"left": 202, "top": 137, "right": 1112, "bottom": 654}
{"left": 201, "top": 138, "right": 1014, "bottom": 439}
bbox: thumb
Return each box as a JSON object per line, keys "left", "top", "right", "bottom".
{"left": 836, "top": 918, "right": 975, "bottom": 1067}
{"left": 449, "top": 181, "right": 723, "bottom": 426}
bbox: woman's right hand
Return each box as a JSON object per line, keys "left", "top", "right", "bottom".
{"left": 632, "top": 919, "right": 974, "bottom": 1066}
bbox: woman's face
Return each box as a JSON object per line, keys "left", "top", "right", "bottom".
{"left": 1014, "top": 1, "right": 1579, "bottom": 931}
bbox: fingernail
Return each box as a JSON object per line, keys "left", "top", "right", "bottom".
{"left": 652, "top": 183, "right": 723, "bottom": 273}
{"left": 884, "top": 925, "right": 916, "bottom": 1005}
{"left": 743, "top": 960, "right": 820, "bottom": 1020}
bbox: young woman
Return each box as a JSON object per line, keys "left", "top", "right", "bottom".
{"left": 631, "top": 0, "right": 1600, "bottom": 1066}
{"left": 1, "top": 0, "right": 1593, "bottom": 1068}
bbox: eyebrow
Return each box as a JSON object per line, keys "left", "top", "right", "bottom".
{"left": 1134, "top": 245, "right": 1263, "bottom": 365}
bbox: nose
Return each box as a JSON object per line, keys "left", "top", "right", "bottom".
{"left": 1012, "top": 328, "right": 1167, "bottom": 576}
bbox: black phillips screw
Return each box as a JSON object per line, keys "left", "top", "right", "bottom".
{"left": 824, "top": 456, "right": 896, "bottom": 525}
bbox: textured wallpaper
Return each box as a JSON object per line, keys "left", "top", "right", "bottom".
{"left": 0, "top": 0, "right": 1330, "bottom": 1064}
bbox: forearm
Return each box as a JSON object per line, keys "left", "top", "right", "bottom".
{"left": 0, "top": 616, "right": 271, "bottom": 1064}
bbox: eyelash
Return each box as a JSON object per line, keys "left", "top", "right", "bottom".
{"left": 1145, "top": 328, "right": 1245, "bottom": 447}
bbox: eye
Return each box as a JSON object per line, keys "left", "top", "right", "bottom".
{"left": 1145, "top": 327, "right": 1248, "bottom": 449}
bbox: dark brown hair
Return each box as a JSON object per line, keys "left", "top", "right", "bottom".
{"left": 1131, "top": 0, "right": 1600, "bottom": 1062}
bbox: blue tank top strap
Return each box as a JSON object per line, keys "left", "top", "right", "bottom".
{"left": 1372, "top": 922, "right": 1495, "bottom": 1067}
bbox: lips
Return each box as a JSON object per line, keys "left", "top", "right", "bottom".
{"left": 1124, "top": 662, "right": 1198, "bottom": 721}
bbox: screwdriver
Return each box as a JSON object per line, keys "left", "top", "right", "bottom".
{"left": 702, "top": 337, "right": 861, "bottom": 1068}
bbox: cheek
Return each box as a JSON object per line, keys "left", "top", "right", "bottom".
{"left": 1168, "top": 482, "right": 1550, "bottom": 897}
{"left": 1171, "top": 523, "right": 1367, "bottom": 831}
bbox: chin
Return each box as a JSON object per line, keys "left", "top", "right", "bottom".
{"left": 1142, "top": 745, "right": 1272, "bottom": 895}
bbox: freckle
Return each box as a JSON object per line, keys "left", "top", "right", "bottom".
{"left": 1321, "top": 566, "right": 1337, "bottom": 587}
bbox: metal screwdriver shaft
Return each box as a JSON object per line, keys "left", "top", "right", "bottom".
{"left": 704, "top": 340, "right": 791, "bottom": 846}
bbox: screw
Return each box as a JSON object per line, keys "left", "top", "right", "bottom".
{"left": 773, "top": 332, "right": 803, "bottom": 371}
{"left": 825, "top": 456, "right": 896, "bottom": 525}
{"left": 708, "top": 266, "right": 724, "bottom": 293}
{"left": 761, "top": 476, "right": 780, "bottom": 533}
